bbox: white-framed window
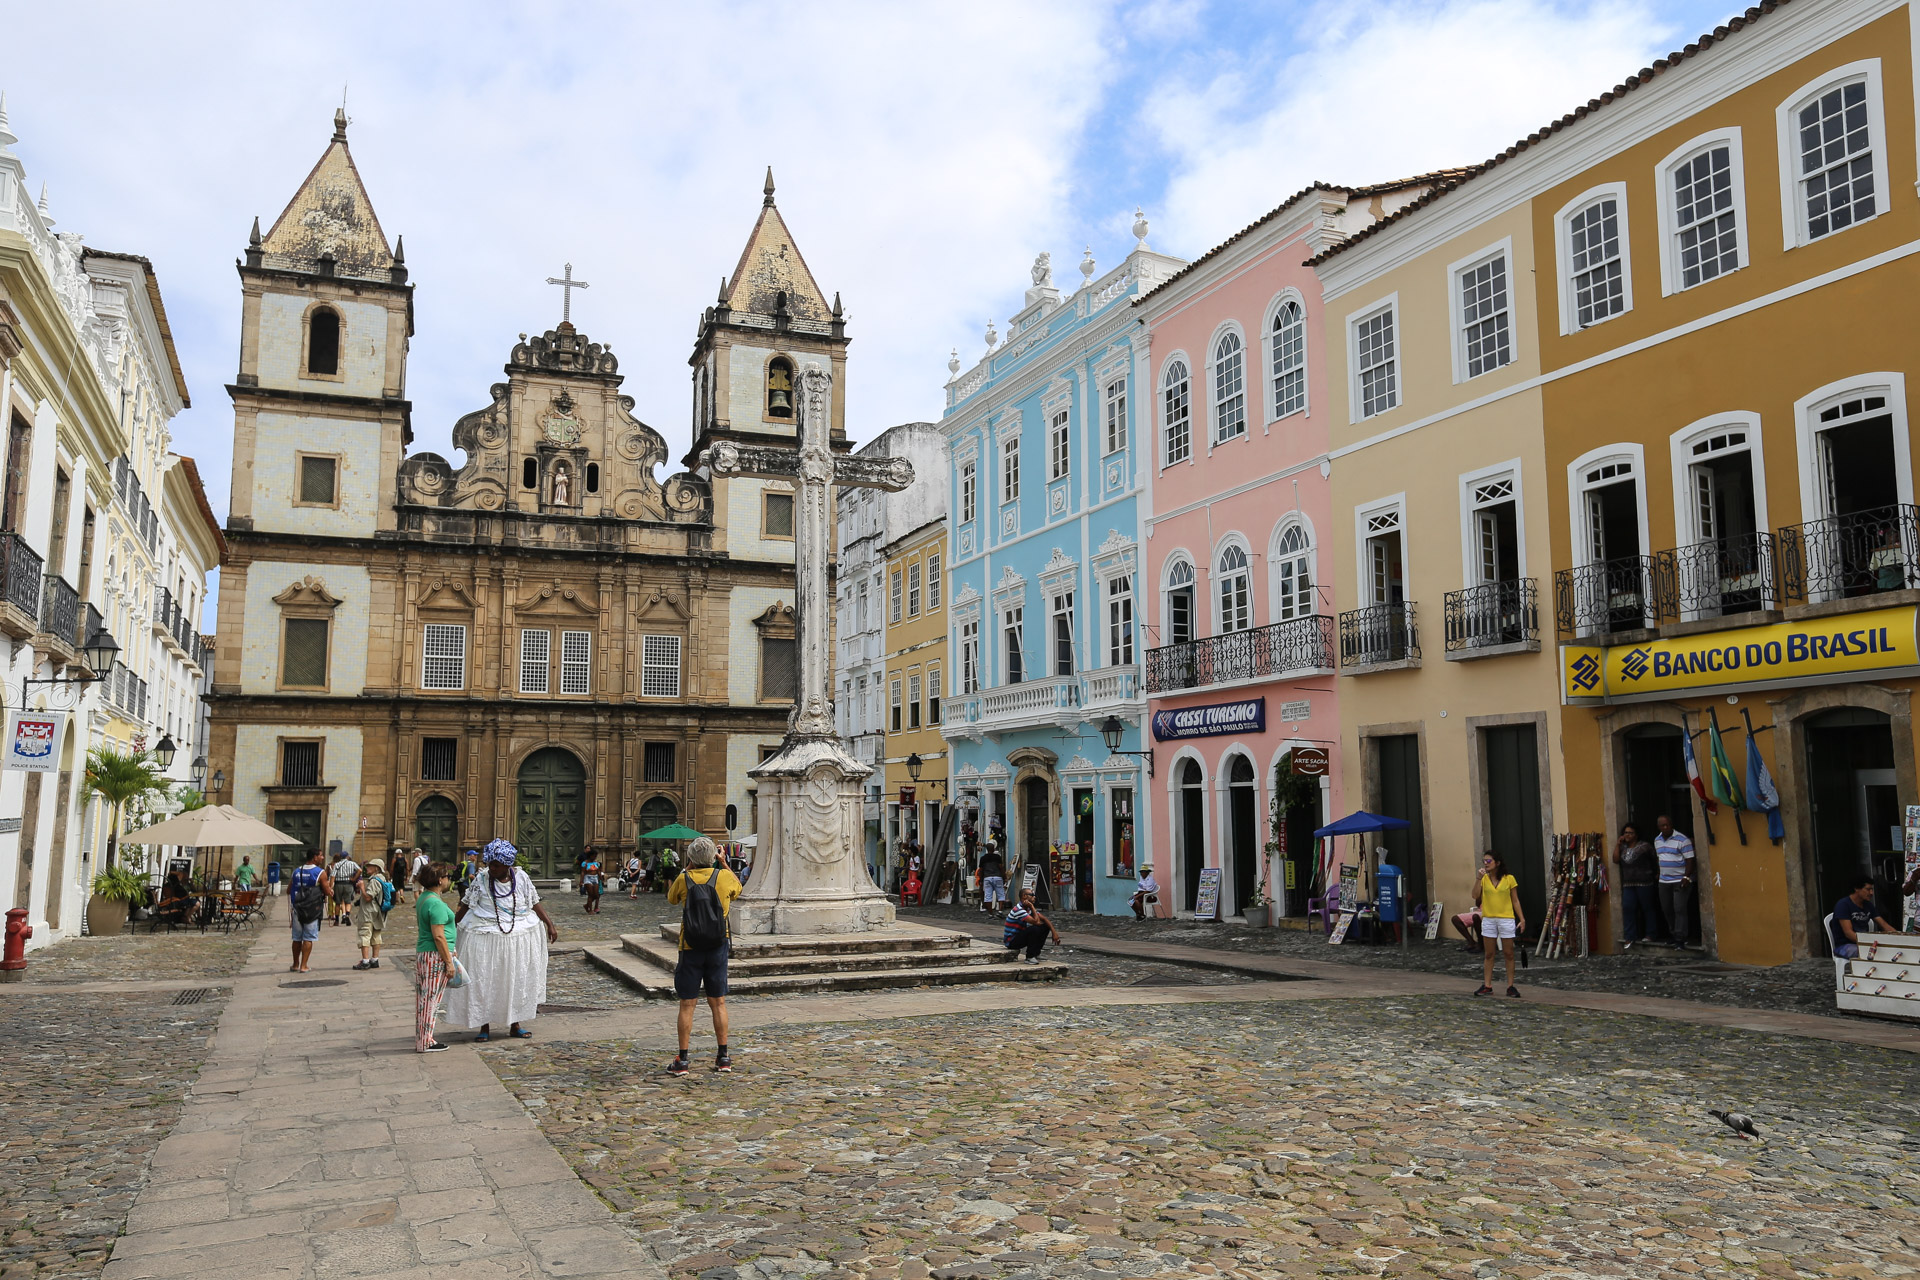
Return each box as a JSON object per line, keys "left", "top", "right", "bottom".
{"left": 561, "top": 629, "right": 591, "bottom": 695}
{"left": 856, "top": 581, "right": 869, "bottom": 633}
{"left": 1003, "top": 606, "right": 1025, "bottom": 684}
{"left": 1162, "top": 359, "right": 1191, "bottom": 466}
{"left": 1358, "top": 502, "right": 1407, "bottom": 606}
{"left": 1272, "top": 525, "right": 1313, "bottom": 621}
{"left": 1777, "top": 61, "right": 1888, "bottom": 249}
{"left": 1106, "top": 574, "right": 1133, "bottom": 666}
{"left": 907, "top": 562, "right": 922, "bottom": 617}
{"left": 519, "top": 628, "right": 550, "bottom": 694}
{"left": 1049, "top": 409, "right": 1070, "bottom": 480}
{"left": 1002, "top": 436, "right": 1020, "bottom": 501}
{"left": 960, "top": 460, "right": 976, "bottom": 523}
{"left": 1458, "top": 464, "right": 1524, "bottom": 589}
{"left": 1351, "top": 300, "right": 1399, "bottom": 420}
{"left": 1216, "top": 544, "right": 1251, "bottom": 633}
{"left": 1105, "top": 378, "right": 1128, "bottom": 454}
{"left": 1793, "top": 375, "right": 1913, "bottom": 532}
{"left": 890, "top": 678, "right": 903, "bottom": 732}
{"left": 960, "top": 616, "right": 981, "bottom": 694}
{"left": 420, "top": 623, "right": 466, "bottom": 690}
{"left": 1656, "top": 130, "right": 1747, "bottom": 294}
{"left": 1050, "top": 590, "right": 1075, "bottom": 676}
{"left": 1566, "top": 446, "right": 1648, "bottom": 570}
{"left": 927, "top": 553, "right": 941, "bottom": 610}
{"left": 641, "top": 634, "right": 682, "bottom": 698}
{"left": 927, "top": 665, "right": 942, "bottom": 724}
{"left": 1269, "top": 299, "right": 1306, "bottom": 419}
{"left": 1556, "top": 184, "right": 1632, "bottom": 332}
{"left": 1211, "top": 332, "right": 1246, "bottom": 443}
{"left": 1165, "top": 557, "right": 1196, "bottom": 644}
{"left": 1452, "top": 244, "right": 1513, "bottom": 381}
{"left": 908, "top": 674, "right": 922, "bottom": 729}
{"left": 890, "top": 569, "right": 903, "bottom": 624}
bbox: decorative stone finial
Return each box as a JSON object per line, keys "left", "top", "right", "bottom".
{"left": 947, "top": 348, "right": 960, "bottom": 377}
{"left": 1133, "top": 207, "right": 1150, "bottom": 248}
{"left": 248, "top": 216, "right": 262, "bottom": 248}
{"left": 392, "top": 234, "right": 405, "bottom": 264}
{"left": 36, "top": 181, "right": 51, "bottom": 227}
{"left": 763, "top": 166, "right": 776, "bottom": 206}
{"left": 832, "top": 291, "right": 843, "bottom": 319}
{"left": 717, "top": 276, "right": 728, "bottom": 304}
{"left": 1080, "top": 245, "right": 1096, "bottom": 284}
{"left": 0, "top": 93, "right": 16, "bottom": 152}
{"left": 333, "top": 106, "right": 348, "bottom": 142}
{"left": 984, "top": 319, "right": 998, "bottom": 350}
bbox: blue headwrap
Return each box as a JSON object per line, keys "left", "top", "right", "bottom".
{"left": 482, "top": 838, "right": 518, "bottom": 866}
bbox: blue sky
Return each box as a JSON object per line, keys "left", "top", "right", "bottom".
{"left": 2, "top": 0, "right": 1744, "bottom": 626}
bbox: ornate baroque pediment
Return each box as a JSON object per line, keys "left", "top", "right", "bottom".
{"left": 635, "top": 589, "right": 689, "bottom": 621}
{"left": 1039, "top": 547, "right": 1078, "bottom": 593}
{"left": 272, "top": 576, "right": 342, "bottom": 610}
{"left": 514, "top": 582, "right": 601, "bottom": 617}
{"left": 414, "top": 576, "right": 478, "bottom": 611}
{"left": 1092, "top": 527, "right": 1138, "bottom": 581}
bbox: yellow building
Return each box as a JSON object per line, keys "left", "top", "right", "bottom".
{"left": 1316, "top": 0, "right": 1920, "bottom": 964}
{"left": 880, "top": 518, "right": 947, "bottom": 888}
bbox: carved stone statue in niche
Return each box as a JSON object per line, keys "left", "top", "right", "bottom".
{"left": 551, "top": 461, "right": 572, "bottom": 507}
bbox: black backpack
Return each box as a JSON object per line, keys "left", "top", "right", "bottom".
{"left": 681, "top": 872, "right": 727, "bottom": 950}
{"left": 293, "top": 868, "right": 326, "bottom": 924}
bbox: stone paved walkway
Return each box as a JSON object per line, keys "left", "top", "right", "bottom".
{"left": 98, "top": 901, "right": 663, "bottom": 1280}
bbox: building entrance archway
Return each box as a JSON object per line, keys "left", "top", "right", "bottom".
{"left": 414, "top": 795, "right": 458, "bottom": 859}
{"left": 515, "top": 748, "right": 585, "bottom": 878}
{"left": 1227, "top": 755, "right": 1258, "bottom": 915}
{"left": 1177, "top": 758, "right": 1205, "bottom": 913}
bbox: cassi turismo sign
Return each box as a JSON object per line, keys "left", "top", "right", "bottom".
{"left": 1151, "top": 697, "right": 1265, "bottom": 741}
{"left": 1562, "top": 606, "right": 1920, "bottom": 705}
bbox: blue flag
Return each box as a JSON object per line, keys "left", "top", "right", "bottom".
{"left": 1746, "top": 734, "right": 1784, "bottom": 840}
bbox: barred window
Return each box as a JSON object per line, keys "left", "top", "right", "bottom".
{"left": 421, "top": 737, "right": 457, "bottom": 782}
{"left": 644, "top": 742, "right": 676, "bottom": 783}
{"left": 420, "top": 623, "right": 466, "bottom": 690}
{"left": 281, "top": 618, "right": 328, "bottom": 688}
{"left": 281, "top": 740, "right": 320, "bottom": 787}
{"left": 519, "top": 629, "right": 550, "bottom": 694}
{"left": 561, "top": 630, "right": 591, "bottom": 695}
{"left": 642, "top": 634, "right": 682, "bottom": 698}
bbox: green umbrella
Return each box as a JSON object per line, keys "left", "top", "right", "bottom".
{"left": 639, "top": 823, "right": 705, "bottom": 842}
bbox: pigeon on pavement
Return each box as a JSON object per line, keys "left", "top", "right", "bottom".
{"left": 1709, "top": 1109, "right": 1761, "bottom": 1139}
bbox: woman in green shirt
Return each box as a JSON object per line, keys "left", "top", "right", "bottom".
{"left": 414, "top": 865, "right": 457, "bottom": 1053}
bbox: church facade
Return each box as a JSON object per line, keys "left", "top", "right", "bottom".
{"left": 208, "top": 115, "right": 836, "bottom": 876}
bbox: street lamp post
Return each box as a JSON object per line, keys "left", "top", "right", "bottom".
{"left": 1099, "top": 716, "right": 1154, "bottom": 778}
{"left": 17, "top": 627, "right": 121, "bottom": 706}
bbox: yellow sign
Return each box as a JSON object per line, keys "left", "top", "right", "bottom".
{"left": 1562, "top": 606, "right": 1920, "bottom": 703}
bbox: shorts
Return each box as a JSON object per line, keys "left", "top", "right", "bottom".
{"left": 673, "top": 944, "right": 730, "bottom": 1000}
{"left": 357, "top": 916, "right": 384, "bottom": 948}
{"left": 1481, "top": 916, "right": 1517, "bottom": 940}
{"left": 1835, "top": 941, "right": 1860, "bottom": 959}
{"left": 290, "top": 916, "right": 321, "bottom": 942}
{"left": 984, "top": 876, "right": 1006, "bottom": 899}
{"left": 334, "top": 885, "right": 357, "bottom": 906}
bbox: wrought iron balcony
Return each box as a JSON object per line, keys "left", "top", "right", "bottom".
{"left": 39, "top": 574, "right": 79, "bottom": 653}
{"left": 1443, "top": 579, "right": 1539, "bottom": 652}
{"left": 0, "top": 532, "right": 44, "bottom": 638}
{"left": 1339, "top": 603, "right": 1420, "bottom": 668}
{"left": 1671, "top": 531, "right": 1776, "bottom": 618}
{"left": 1144, "top": 616, "right": 1336, "bottom": 694}
{"left": 1554, "top": 554, "right": 1673, "bottom": 639}
{"left": 1778, "top": 503, "right": 1920, "bottom": 606}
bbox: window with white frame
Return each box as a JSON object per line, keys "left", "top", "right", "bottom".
{"left": 641, "top": 634, "right": 682, "bottom": 698}
{"left": 960, "top": 461, "right": 976, "bottom": 523}
{"left": 519, "top": 629, "right": 550, "bottom": 694}
{"left": 1468, "top": 475, "right": 1521, "bottom": 585}
{"left": 890, "top": 678, "right": 902, "bottom": 732}
{"left": 1793, "top": 75, "right": 1879, "bottom": 242}
{"left": 1106, "top": 574, "right": 1133, "bottom": 665}
{"left": 1274, "top": 526, "right": 1312, "bottom": 621}
{"left": 1364, "top": 507, "right": 1406, "bottom": 605}
{"left": 1002, "top": 436, "right": 1021, "bottom": 501}
{"left": 1670, "top": 143, "right": 1741, "bottom": 288}
{"left": 856, "top": 581, "right": 869, "bottom": 632}
{"left": 890, "top": 569, "right": 903, "bottom": 624}
{"left": 907, "top": 562, "right": 922, "bottom": 617}
{"left": 1166, "top": 559, "right": 1196, "bottom": 644}
{"left": 1270, "top": 300, "right": 1306, "bottom": 418}
{"left": 1212, "top": 333, "right": 1246, "bottom": 443}
{"left": 1216, "top": 545, "right": 1251, "bottom": 633}
{"left": 927, "top": 553, "right": 941, "bottom": 610}
{"left": 928, "top": 665, "right": 942, "bottom": 724}
{"left": 1354, "top": 306, "right": 1398, "bottom": 418}
{"left": 908, "top": 673, "right": 922, "bottom": 729}
{"left": 1051, "top": 590, "right": 1075, "bottom": 676}
{"left": 1105, "top": 379, "right": 1127, "bottom": 454}
{"left": 1567, "top": 194, "right": 1628, "bottom": 327}
{"left": 1457, "top": 252, "right": 1512, "bottom": 378}
{"left": 420, "top": 623, "right": 466, "bottom": 690}
{"left": 1049, "top": 409, "right": 1070, "bottom": 480}
{"left": 960, "top": 617, "right": 981, "bottom": 693}
{"left": 1163, "top": 360, "right": 1191, "bottom": 465}
{"left": 1003, "top": 607, "right": 1025, "bottom": 684}
{"left": 560, "top": 630, "right": 591, "bottom": 695}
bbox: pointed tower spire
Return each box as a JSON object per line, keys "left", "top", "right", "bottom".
{"left": 248, "top": 215, "right": 262, "bottom": 248}
{"left": 257, "top": 109, "right": 393, "bottom": 277}
{"left": 36, "top": 181, "right": 52, "bottom": 227}
{"left": 333, "top": 106, "right": 348, "bottom": 143}
{"left": 389, "top": 234, "right": 408, "bottom": 283}
{"left": 763, "top": 166, "right": 775, "bottom": 207}
{"left": 718, "top": 276, "right": 728, "bottom": 304}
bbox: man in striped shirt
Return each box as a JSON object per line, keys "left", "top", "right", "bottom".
{"left": 1654, "top": 815, "right": 1696, "bottom": 948}
{"left": 1003, "top": 887, "right": 1060, "bottom": 963}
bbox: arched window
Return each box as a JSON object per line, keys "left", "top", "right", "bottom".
{"left": 1165, "top": 558, "right": 1196, "bottom": 645}
{"left": 1270, "top": 301, "right": 1305, "bottom": 418}
{"left": 1162, "top": 360, "right": 1191, "bottom": 466}
{"left": 766, "top": 357, "right": 795, "bottom": 420}
{"left": 522, "top": 457, "right": 537, "bottom": 490}
{"left": 306, "top": 307, "right": 340, "bottom": 377}
{"left": 585, "top": 462, "right": 600, "bottom": 493}
{"left": 1274, "top": 525, "right": 1313, "bottom": 621}
{"left": 1216, "top": 544, "right": 1251, "bottom": 633}
{"left": 1212, "top": 333, "right": 1246, "bottom": 443}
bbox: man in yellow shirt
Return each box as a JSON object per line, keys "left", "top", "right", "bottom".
{"left": 665, "top": 836, "right": 743, "bottom": 1075}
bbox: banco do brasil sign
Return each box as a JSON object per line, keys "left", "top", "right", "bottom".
{"left": 1562, "top": 606, "right": 1920, "bottom": 705}
{"left": 1152, "top": 697, "right": 1265, "bottom": 741}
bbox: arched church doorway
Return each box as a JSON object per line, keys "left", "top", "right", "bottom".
{"left": 516, "top": 748, "right": 585, "bottom": 878}
{"left": 415, "top": 795, "right": 458, "bottom": 860}
{"left": 1227, "top": 755, "right": 1258, "bottom": 915}
{"left": 1178, "top": 758, "right": 1205, "bottom": 913}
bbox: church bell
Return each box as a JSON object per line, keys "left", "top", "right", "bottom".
{"left": 768, "top": 384, "right": 792, "bottom": 415}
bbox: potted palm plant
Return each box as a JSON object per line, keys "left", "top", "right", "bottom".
{"left": 87, "top": 865, "right": 148, "bottom": 937}
{"left": 84, "top": 746, "right": 163, "bottom": 870}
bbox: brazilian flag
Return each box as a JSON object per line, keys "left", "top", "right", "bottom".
{"left": 1708, "top": 720, "right": 1746, "bottom": 811}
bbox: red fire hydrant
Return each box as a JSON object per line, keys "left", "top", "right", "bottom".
{"left": 1, "top": 907, "right": 31, "bottom": 981}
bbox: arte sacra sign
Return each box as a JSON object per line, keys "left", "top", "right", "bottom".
{"left": 1151, "top": 698, "right": 1265, "bottom": 742}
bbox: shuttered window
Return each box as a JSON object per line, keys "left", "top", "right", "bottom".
{"left": 421, "top": 624, "right": 466, "bottom": 690}
{"left": 561, "top": 630, "right": 591, "bottom": 695}
{"left": 520, "top": 629, "right": 550, "bottom": 694}
{"left": 642, "top": 635, "right": 682, "bottom": 698}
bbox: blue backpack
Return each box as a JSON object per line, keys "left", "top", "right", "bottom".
{"left": 378, "top": 877, "right": 395, "bottom": 914}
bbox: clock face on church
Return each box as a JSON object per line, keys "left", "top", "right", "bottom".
{"left": 540, "top": 394, "right": 583, "bottom": 445}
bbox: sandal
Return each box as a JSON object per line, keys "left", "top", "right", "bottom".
{"left": 509, "top": 1028, "right": 533, "bottom": 1039}
{"left": 473, "top": 1031, "right": 491, "bottom": 1042}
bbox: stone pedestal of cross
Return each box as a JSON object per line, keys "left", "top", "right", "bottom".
{"left": 703, "top": 362, "right": 914, "bottom": 934}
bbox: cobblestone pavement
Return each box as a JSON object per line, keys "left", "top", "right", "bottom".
{"left": 0, "top": 987, "right": 230, "bottom": 1277}
{"left": 907, "top": 905, "right": 1847, "bottom": 1020}
{"left": 486, "top": 997, "right": 1920, "bottom": 1280}
{"left": 22, "top": 925, "right": 259, "bottom": 985}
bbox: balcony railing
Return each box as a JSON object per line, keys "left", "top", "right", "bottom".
{"left": 40, "top": 574, "right": 79, "bottom": 648}
{"left": 1554, "top": 554, "right": 1673, "bottom": 639}
{"left": 0, "top": 531, "right": 44, "bottom": 623}
{"left": 1778, "top": 503, "right": 1920, "bottom": 606}
{"left": 1339, "top": 602, "right": 1420, "bottom": 668}
{"left": 1144, "top": 615, "right": 1336, "bottom": 694}
{"left": 1082, "top": 664, "right": 1141, "bottom": 708}
{"left": 1443, "top": 579, "right": 1539, "bottom": 652}
{"left": 1671, "top": 531, "right": 1776, "bottom": 618}
{"left": 978, "top": 673, "right": 1082, "bottom": 720}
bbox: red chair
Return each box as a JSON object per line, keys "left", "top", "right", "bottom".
{"left": 899, "top": 871, "right": 922, "bottom": 906}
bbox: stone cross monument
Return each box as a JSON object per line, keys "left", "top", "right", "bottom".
{"left": 703, "top": 363, "right": 913, "bottom": 934}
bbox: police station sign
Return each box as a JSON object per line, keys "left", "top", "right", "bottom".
{"left": 4, "top": 711, "right": 65, "bottom": 773}
{"left": 1151, "top": 697, "right": 1265, "bottom": 741}
{"left": 1562, "top": 606, "right": 1920, "bottom": 705}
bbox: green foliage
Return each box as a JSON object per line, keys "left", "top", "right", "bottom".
{"left": 84, "top": 746, "right": 164, "bottom": 869}
{"left": 174, "top": 786, "right": 207, "bottom": 812}
{"left": 90, "top": 865, "right": 150, "bottom": 906}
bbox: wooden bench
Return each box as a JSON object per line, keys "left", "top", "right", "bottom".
{"left": 1827, "top": 913, "right": 1920, "bottom": 1019}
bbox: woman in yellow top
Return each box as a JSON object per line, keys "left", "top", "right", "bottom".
{"left": 1471, "top": 852, "right": 1526, "bottom": 998}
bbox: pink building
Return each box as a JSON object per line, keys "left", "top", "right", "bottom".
{"left": 1135, "top": 179, "right": 1447, "bottom": 920}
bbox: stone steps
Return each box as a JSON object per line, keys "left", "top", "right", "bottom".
{"left": 650, "top": 923, "right": 973, "bottom": 957}
{"left": 584, "top": 942, "right": 1066, "bottom": 998}
{"left": 621, "top": 932, "right": 1018, "bottom": 979}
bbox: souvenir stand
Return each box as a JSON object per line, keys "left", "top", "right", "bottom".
{"left": 1311, "top": 810, "right": 1412, "bottom": 947}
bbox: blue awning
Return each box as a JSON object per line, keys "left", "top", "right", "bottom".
{"left": 1312, "top": 810, "right": 1412, "bottom": 838}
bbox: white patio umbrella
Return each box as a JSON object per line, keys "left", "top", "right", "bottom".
{"left": 120, "top": 804, "right": 306, "bottom": 883}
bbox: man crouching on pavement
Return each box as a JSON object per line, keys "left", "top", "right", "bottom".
{"left": 1004, "top": 886, "right": 1061, "bottom": 963}
{"left": 666, "top": 836, "right": 742, "bottom": 1075}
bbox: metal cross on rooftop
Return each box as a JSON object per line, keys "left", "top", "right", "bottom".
{"left": 545, "top": 262, "right": 591, "bottom": 323}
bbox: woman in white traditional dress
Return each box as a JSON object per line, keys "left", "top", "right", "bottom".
{"left": 445, "top": 838, "right": 559, "bottom": 1041}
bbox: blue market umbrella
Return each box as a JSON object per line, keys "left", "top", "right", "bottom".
{"left": 1313, "top": 810, "right": 1412, "bottom": 838}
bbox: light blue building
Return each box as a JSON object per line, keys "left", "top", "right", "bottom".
{"left": 939, "top": 228, "right": 1185, "bottom": 916}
